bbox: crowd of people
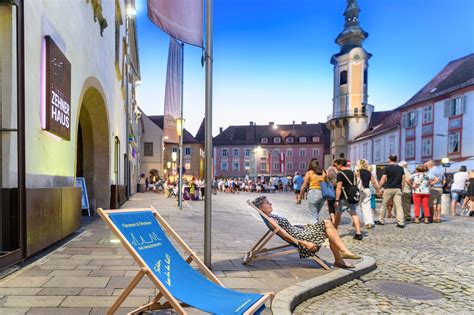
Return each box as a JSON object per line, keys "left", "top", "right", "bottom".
{"left": 296, "top": 154, "right": 474, "bottom": 241}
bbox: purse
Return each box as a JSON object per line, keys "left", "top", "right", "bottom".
{"left": 321, "top": 182, "right": 335, "bottom": 200}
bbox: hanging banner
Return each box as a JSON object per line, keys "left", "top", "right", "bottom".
{"left": 280, "top": 152, "right": 286, "bottom": 174}
{"left": 163, "top": 38, "right": 182, "bottom": 144}
{"left": 147, "top": 0, "right": 203, "bottom": 47}
{"left": 43, "top": 36, "right": 71, "bottom": 140}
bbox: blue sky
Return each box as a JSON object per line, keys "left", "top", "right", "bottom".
{"left": 135, "top": 0, "right": 474, "bottom": 136}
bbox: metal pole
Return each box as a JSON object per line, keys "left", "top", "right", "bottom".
{"left": 178, "top": 42, "right": 184, "bottom": 209}
{"left": 204, "top": 0, "right": 213, "bottom": 268}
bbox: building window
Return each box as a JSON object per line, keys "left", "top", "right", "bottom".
{"left": 299, "top": 162, "right": 306, "bottom": 170}
{"left": 312, "top": 136, "right": 320, "bottom": 143}
{"left": 299, "top": 137, "right": 307, "bottom": 143}
{"left": 244, "top": 148, "right": 251, "bottom": 158}
{"left": 312, "top": 148, "right": 319, "bottom": 157}
{"left": 422, "top": 138, "right": 432, "bottom": 157}
{"left": 362, "top": 143, "right": 368, "bottom": 160}
{"left": 233, "top": 148, "right": 240, "bottom": 158}
{"left": 221, "top": 148, "right": 228, "bottom": 158}
{"left": 274, "top": 137, "right": 281, "bottom": 144}
{"left": 364, "top": 68, "right": 368, "bottom": 85}
{"left": 261, "top": 149, "right": 267, "bottom": 157}
{"left": 260, "top": 162, "right": 267, "bottom": 171}
{"left": 185, "top": 162, "right": 191, "bottom": 170}
{"left": 272, "top": 149, "right": 280, "bottom": 157}
{"left": 273, "top": 162, "right": 279, "bottom": 171}
{"left": 286, "top": 137, "right": 294, "bottom": 143}
{"left": 423, "top": 105, "right": 433, "bottom": 124}
{"left": 374, "top": 139, "right": 381, "bottom": 162}
{"left": 299, "top": 148, "right": 306, "bottom": 157}
{"left": 406, "top": 141, "right": 415, "bottom": 159}
{"left": 221, "top": 161, "right": 228, "bottom": 171}
{"left": 445, "top": 97, "right": 465, "bottom": 117}
{"left": 144, "top": 142, "right": 153, "bottom": 156}
{"left": 402, "top": 110, "right": 417, "bottom": 128}
{"left": 244, "top": 162, "right": 250, "bottom": 171}
{"left": 287, "top": 149, "right": 293, "bottom": 157}
{"left": 388, "top": 136, "right": 396, "bottom": 155}
{"left": 287, "top": 162, "right": 293, "bottom": 171}
{"left": 172, "top": 147, "right": 178, "bottom": 153}
{"left": 184, "top": 147, "right": 191, "bottom": 156}
{"left": 261, "top": 137, "right": 268, "bottom": 144}
{"left": 232, "top": 162, "right": 240, "bottom": 171}
{"left": 448, "top": 132, "right": 460, "bottom": 153}
{"left": 340, "top": 70, "right": 348, "bottom": 85}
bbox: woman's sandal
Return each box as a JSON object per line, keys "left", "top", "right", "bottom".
{"left": 340, "top": 252, "right": 361, "bottom": 260}
{"left": 414, "top": 218, "right": 420, "bottom": 224}
{"left": 334, "top": 262, "right": 355, "bottom": 269}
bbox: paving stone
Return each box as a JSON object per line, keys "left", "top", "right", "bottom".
{"left": 0, "top": 277, "right": 50, "bottom": 288}
{"left": 0, "top": 308, "right": 30, "bottom": 315}
{"left": 26, "top": 307, "right": 91, "bottom": 315}
{"left": 0, "top": 288, "right": 42, "bottom": 296}
{"left": 43, "top": 276, "right": 109, "bottom": 288}
{"left": 2, "top": 295, "right": 65, "bottom": 307}
{"left": 61, "top": 295, "right": 149, "bottom": 307}
{"left": 38, "top": 288, "right": 82, "bottom": 296}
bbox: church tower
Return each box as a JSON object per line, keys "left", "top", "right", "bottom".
{"left": 327, "top": 0, "right": 372, "bottom": 159}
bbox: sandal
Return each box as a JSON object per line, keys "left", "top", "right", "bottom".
{"left": 414, "top": 218, "right": 419, "bottom": 224}
{"left": 334, "top": 262, "right": 355, "bottom": 269}
{"left": 424, "top": 218, "right": 429, "bottom": 224}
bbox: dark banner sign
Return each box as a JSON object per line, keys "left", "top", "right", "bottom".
{"left": 45, "top": 36, "right": 71, "bottom": 140}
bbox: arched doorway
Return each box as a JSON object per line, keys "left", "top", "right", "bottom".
{"left": 76, "top": 85, "right": 110, "bottom": 211}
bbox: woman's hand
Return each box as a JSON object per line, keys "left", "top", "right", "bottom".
{"left": 299, "top": 240, "right": 317, "bottom": 251}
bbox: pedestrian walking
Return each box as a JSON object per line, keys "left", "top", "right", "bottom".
{"left": 293, "top": 172, "right": 304, "bottom": 204}
{"left": 450, "top": 165, "right": 468, "bottom": 216}
{"left": 375, "top": 155, "right": 406, "bottom": 228}
{"left": 399, "top": 161, "right": 413, "bottom": 221}
{"left": 326, "top": 160, "right": 340, "bottom": 224}
{"left": 425, "top": 160, "right": 444, "bottom": 223}
{"left": 405, "top": 164, "right": 436, "bottom": 224}
{"left": 334, "top": 159, "right": 363, "bottom": 240}
{"left": 356, "top": 159, "right": 380, "bottom": 229}
{"left": 299, "top": 159, "right": 326, "bottom": 222}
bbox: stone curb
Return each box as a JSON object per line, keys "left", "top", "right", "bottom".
{"left": 271, "top": 256, "right": 377, "bottom": 314}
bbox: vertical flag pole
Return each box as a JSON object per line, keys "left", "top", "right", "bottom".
{"left": 204, "top": 0, "right": 213, "bottom": 268}
{"left": 178, "top": 42, "right": 184, "bottom": 210}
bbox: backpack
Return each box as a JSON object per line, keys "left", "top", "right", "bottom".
{"left": 340, "top": 171, "right": 360, "bottom": 204}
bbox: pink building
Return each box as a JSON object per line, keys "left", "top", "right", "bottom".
{"left": 213, "top": 121, "right": 329, "bottom": 178}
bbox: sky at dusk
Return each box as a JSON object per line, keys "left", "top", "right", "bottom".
{"left": 135, "top": 0, "right": 474, "bottom": 136}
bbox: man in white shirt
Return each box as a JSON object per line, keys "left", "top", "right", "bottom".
{"left": 450, "top": 165, "right": 469, "bottom": 215}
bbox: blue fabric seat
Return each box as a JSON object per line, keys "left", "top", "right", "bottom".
{"left": 106, "top": 210, "right": 271, "bottom": 314}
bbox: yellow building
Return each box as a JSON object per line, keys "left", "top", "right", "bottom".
{"left": 0, "top": 0, "right": 140, "bottom": 268}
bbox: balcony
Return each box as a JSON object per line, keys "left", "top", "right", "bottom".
{"left": 327, "top": 108, "right": 367, "bottom": 121}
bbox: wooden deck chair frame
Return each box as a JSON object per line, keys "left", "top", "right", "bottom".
{"left": 243, "top": 200, "right": 331, "bottom": 271}
{"left": 98, "top": 207, "right": 273, "bottom": 315}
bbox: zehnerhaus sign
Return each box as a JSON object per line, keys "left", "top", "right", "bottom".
{"left": 44, "top": 36, "right": 71, "bottom": 140}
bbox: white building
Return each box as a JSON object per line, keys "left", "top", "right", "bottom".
{"left": 139, "top": 109, "right": 165, "bottom": 180}
{"left": 399, "top": 54, "right": 474, "bottom": 171}
{"left": 349, "top": 111, "right": 400, "bottom": 165}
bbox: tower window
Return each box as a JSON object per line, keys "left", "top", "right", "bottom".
{"left": 340, "top": 70, "right": 348, "bottom": 85}
{"left": 364, "top": 69, "right": 368, "bottom": 84}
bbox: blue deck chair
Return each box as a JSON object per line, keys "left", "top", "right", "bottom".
{"left": 243, "top": 200, "right": 330, "bottom": 271}
{"left": 98, "top": 207, "right": 273, "bottom": 315}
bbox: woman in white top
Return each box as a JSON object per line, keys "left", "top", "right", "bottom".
{"left": 451, "top": 165, "right": 469, "bottom": 216}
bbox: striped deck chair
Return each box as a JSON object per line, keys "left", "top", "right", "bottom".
{"left": 243, "top": 200, "right": 330, "bottom": 271}
{"left": 98, "top": 207, "right": 273, "bottom": 315}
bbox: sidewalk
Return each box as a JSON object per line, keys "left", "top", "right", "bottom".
{"left": 0, "top": 192, "right": 371, "bottom": 314}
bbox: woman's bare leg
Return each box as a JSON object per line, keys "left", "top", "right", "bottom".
{"left": 324, "top": 220, "right": 354, "bottom": 255}
{"left": 334, "top": 212, "right": 342, "bottom": 229}
{"left": 330, "top": 242, "right": 345, "bottom": 264}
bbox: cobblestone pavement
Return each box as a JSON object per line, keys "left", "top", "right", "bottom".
{"left": 0, "top": 191, "right": 355, "bottom": 315}
{"left": 294, "top": 212, "right": 474, "bottom": 314}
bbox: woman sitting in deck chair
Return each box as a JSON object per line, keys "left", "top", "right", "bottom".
{"left": 252, "top": 196, "right": 361, "bottom": 268}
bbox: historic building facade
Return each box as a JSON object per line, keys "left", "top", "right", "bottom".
{"left": 326, "top": 0, "right": 372, "bottom": 160}
{"left": 213, "top": 122, "right": 330, "bottom": 178}
{"left": 0, "top": 0, "right": 140, "bottom": 268}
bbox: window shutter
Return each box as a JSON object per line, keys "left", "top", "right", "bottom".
{"left": 402, "top": 113, "right": 407, "bottom": 128}
{"left": 413, "top": 110, "right": 418, "bottom": 127}
{"left": 460, "top": 95, "right": 466, "bottom": 114}
{"left": 444, "top": 100, "right": 450, "bottom": 117}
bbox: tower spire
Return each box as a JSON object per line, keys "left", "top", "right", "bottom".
{"left": 335, "top": 0, "right": 368, "bottom": 52}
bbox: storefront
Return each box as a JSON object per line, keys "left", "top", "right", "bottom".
{"left": 0, "top": 0, "right": 140, "bottom": 268}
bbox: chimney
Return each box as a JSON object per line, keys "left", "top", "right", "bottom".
{"left": 301, "top": 121, "right": 307, "bottom": 125}
{"left": 249, "top": 121, "right": 253, "bottom": 125}
{"left": 219, "top": 127, "right": 223, "bottom": 133}
{"left": 269, "top": 122, "right": 274, "bottom": 126}
{"left": 292, "top": 121, "right": 295, "bottom": 128}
